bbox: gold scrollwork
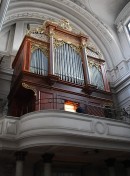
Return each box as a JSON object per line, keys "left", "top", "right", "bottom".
{"left": 88, "top": 60, "right": 101, "bottom": 71}
{"left": 22, "top": 83, "right": 37, "bottom": 96}
{"left": 27, "top": 25, "right": 45, "bottom": 35}
{"left": 31, "top": 44, "right": 49, "bottom": 58}
{"left": 58, "top": 19, "right": 72, "bottom": 31}
{"left": 54, "top": 39, "right": 81, "bottom": 54}
{"left": 103, "top": 102, "right": 113, "bottom": 107}
{"left": 53, "top": 39, "right": 65, "bottom": 48}
{"left": 70, "top": 44, "right": 82, "bottom": 54}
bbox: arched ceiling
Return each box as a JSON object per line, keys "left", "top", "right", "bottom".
{"left": 1, "top": 0, "right": 130, "bottom": 71}
{"left": 72, "top": 0, "right": 129, "bottom": 26}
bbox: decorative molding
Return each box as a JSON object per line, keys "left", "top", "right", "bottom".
{"left": 58, "top": 18, "right": 72, "bottom": 31}
{"left": 0, "top": 0, "right": 11, "bottom": 31}
{"left": 54, "top": 39, "right": 81, "bottom": 54}
{"left": 3, "top": 0, "right": 127, "bottom": 74}
{"left": 27, "top": 23, "right": 49, "bottom": 42}
{"left": 4, "top": 1, "right": 113, "bottom": 43}
{"left": 6, "top": 121, "right": 17, "bottom": 135}
{"left": 57, "top": 0, "right": 113, "bottom": 42}
{"left": 0, "top": 111, "right": 130, "bottom": 150}
{"left": 5, "top": 12, "right": 48, "bottom": 23}
{"left": 22, "top": 82, "right": 37, "bottom": 96}
{"left": 88, "top": 59, "right": 101, "bottom": 71}
{"left": 31, "top": 43, "right": 49, "bottom": 58}
{"left": 94, "top": 121, "right": 107, "bottom": 134}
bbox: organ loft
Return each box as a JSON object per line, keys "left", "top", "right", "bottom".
{"left": 8, "top": 19, "right": 112, "bottom": 117}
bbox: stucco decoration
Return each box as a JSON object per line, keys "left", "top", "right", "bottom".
{"left": 94, "top": 121, "right": 107, "bottom": 134}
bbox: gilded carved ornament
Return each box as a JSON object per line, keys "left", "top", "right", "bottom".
{"left": 80, "top": 37, "right": 88, "bottom": 48}
{"left": 27, "top": 19, "right": 104, "bottom": 59}
{"left": 22, "top": 83, "right": 37, "bottom": 96}
{"left": 86, "top": 40, "right": 103, "bottom": 59}
{"left": 31, "top": 44, "right": 49, "bottom": 58}
{"left": 48, "top": 26, "right": 56, "bottom": 37}
{"left": 53, "top": 39, "right": 82, "bottom": 54}
{"left": 58, "top": 19, "right": 72, "bottom": 32}
{"left": 26, "top": 24, "right": 49, "bottom": 42}
{"left": 103, "top": 102, "right": 113, "bottom": 107}
{"left": 88, "top": 60, "right": 102, "bottom": 71}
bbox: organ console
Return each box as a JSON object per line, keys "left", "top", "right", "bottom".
{"left": 8, "top": 19, "right": 112, "bottom": 117}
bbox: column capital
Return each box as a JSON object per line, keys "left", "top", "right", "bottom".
{"left": 15, "top": 151, "right": 27, "bottom": 161}
{"left": 123, "top": 160, "right": 130, "bottom": 168}
{"left": 42, "top": 153, "right": 54, "bottom": 163}
{"left": 105, "top": 158, "right": 116, "bottom": 167}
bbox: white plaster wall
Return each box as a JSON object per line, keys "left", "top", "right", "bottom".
{"left": 0, "top": 31, "right": 9, "bottom": 51}
{"left": 116, "top": 84, "right": 130, "bottom": 108}
{"left": 115, "top": 2, "right": 130, "bottom": 61}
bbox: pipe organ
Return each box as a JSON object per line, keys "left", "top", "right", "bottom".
{"left": 8, "top": 19, "right": 112, "bottom": 117}
{"left": 54, "top": 42, "right": 84, "bottom": 85}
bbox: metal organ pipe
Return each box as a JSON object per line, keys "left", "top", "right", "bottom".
{"left": 30, "top": 49, "right": 48, "bottom": 76}
{"left": 54, "top": 43, "right": 84, "bottom": 85}
{"left": 62, "top": 44, "right": 64, "bottom": 80}
{"left": 64, "top": 44, "right": 66, "bottom": 81}
{"left": 54, "top": 48, "right": 57, "bottom": 75}
{"left": 72, "top": 47, "right": 75, "bottom": 83}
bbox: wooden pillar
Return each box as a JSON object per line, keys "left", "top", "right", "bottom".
{"left": 80, "top": 36, "right": 90, "bottom": 86}
{"left": 49, "top": 26, "right": 55, "bottom": 75}
{"left": 80, "top": 35, "right": 96, "bottom": 94}
{"left": 23, "top": 39, "right": 31, "bottom": 72}
{"left": 101, "top": 63, "right": 110, "bottom": 92}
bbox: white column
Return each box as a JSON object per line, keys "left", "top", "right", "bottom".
{"left": 15, "top": 151, "right": 27, "bottom": 176}
{"left": 42, "top": 153, "right": 54, "bottom": 176}
{"left": 44, "top": 163, "right": 52, "bottom": 176}
{"left": 108, "top": 167, "right": 116, "bottom": 176}
{"left": 15, "top": 160, "right": 24, "bottom": 176}
{"left": 105, "top": 158, "right": 116, "bottom": 176}
{"left": 12, "top": 21, "right": 25, "bottom": 55}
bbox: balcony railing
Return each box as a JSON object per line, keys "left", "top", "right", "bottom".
{"left": 31, "top": 98, "right": 130, "bottom": 123}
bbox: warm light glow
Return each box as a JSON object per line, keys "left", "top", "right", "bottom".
{"left": 64, "top": 101, "right": 77, "bottom": 112}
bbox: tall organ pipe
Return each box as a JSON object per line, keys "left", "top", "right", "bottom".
{"left": 54, "top": 43, "right": 84, "bottom": 85}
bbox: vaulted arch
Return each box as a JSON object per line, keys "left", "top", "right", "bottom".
{"left": 2, "top": 0, "right": 125, "bottom": 71}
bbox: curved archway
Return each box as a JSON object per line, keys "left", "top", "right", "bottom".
{"left": 3, "top": 0, "right": 124, "bottom": 71}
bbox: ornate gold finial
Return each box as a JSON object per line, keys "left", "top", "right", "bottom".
{"left": 58, "top": 19, "right": 72, "bottom": 31}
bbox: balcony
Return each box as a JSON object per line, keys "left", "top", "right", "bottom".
{"left": 0, "top": 109, "right": 130, "bottom": 151}
{"left": 8, "top": 20, "right": 113, "bottom": 119}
